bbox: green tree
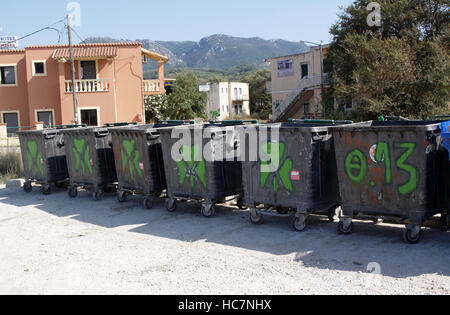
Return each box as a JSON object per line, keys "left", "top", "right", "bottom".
{"left": 163, "top": 72, "right": 207, "bottom": 120}
{"left": 327, "top": 0, "right": 449, "bottom": 119}
{"left": 240, "top": 69, "right": 272, "bottom": 119}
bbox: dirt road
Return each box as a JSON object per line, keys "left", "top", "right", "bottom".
{"left": 0, "top": 186, "right": 448, "bottom": 295}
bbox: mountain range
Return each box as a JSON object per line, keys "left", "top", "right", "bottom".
{"left": 83, "top": 34, "right": 310, "bottom": 70}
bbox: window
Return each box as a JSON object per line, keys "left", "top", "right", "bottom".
{"left": 2, "top": 112, "right": 19, "bottom": 135}
{"left": 32, "top": 61, "right": 46, "bottom": 76}
{"left": 234, "top": 88, "right": 238, "bottom": 96}
{"left": 80, "top": 61, "right": 97, "bottom": 80}
{"left": 0, "top": 65, "right": 17, "bottom": 86}
{"left": 239, "top": 88, "right": 242, "bottom": 95}
{"left": 37, "top": 111, "right": 54, "bottom": 128}
{"left": 81, "top": 109, "right": 98, "bottom": 126}
{"left": 301, "top": 64, "right": 309, "bottom": 79}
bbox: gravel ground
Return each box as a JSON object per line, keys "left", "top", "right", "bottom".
{"left": 0, "top": 185, "right": 449, "bottom": 295}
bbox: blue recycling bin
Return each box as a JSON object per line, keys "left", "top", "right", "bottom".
{"left": 441, "top": 121, "right": 450, "bottom": 153}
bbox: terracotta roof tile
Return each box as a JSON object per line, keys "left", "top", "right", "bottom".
{"left": 0, "top": 49, "right": 25, "bottom": 54}
{"left": 52, "top": 46, "right": 119, "bottom": 59}
{"left": 27, "top": 42, "right": 141, "bottom": 49}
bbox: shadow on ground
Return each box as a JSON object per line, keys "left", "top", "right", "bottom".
{"left": 1, "top": 186, "right": 449, "bottom": 279}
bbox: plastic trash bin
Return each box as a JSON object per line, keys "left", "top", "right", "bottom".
{"left": 440, "top": 120, "right": 450, "bottom": 231}
{"left": 238, "top": 119, "right": 349, "bottom": 231}
{"left": 110, "top": 121, "right": 189, "bottom": 209}
{"left": 440, "top": 120, "right": 450, "bottom": 152}
{"left": 61, "top": 126, "right": 120, "bottom": 201}
{"left": 159, "top": 121, "right": 253, "bottom": 217}
{"left": 331, "top": 120, "right": 448, "bottom": 244}
{"left": 18, "top": 128, "right": 70, "bottom": 194}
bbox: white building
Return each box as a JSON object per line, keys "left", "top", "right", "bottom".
{"left": 205, "top": 82, "right": 250, "bottom": 120}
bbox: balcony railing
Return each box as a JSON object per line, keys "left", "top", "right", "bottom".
{"left": 65, "top": 79, "right": 110, "bottom": 93}
{"left": 232, "top": 94, "right": 249, "bottom": 101}
{"left": 143, "top": 80, "right": 160, "bottom": 93}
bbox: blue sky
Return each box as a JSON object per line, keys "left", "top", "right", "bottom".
{"left": 0, "top": 0, "right": 354, "bottom": 47}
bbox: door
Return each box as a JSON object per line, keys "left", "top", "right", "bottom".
{"left": 301, "top": 64, "right": 309, "bottom": 79}
{"left": 3, "top": 112, "right": 19, "bottom": 135}
{"left": 37, "top": 111, "right": 53, "bottom": 128}
{"left": 80, "top": 109, "right": 98, "bottom": 126}
{"left": 80, "top": 61, "right": 97, "bottom": 80}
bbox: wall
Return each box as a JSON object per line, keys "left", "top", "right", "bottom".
{"left": 25, "top": 48, "right": 63, "bottom": 126}
{"left": 0, "top": 50, "right": 30, "bottom": 128}
{"left": 114, "top": 46, "right": 145, "bottom": 123}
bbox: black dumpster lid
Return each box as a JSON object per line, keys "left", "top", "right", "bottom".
{"left": 331, "top": 120, "right": 443, "bottom": 132}
{"left": 17, "top": 128, "right": 62, "bottom": 135}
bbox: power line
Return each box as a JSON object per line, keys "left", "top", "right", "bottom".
{"left": 70, "top": 27, "right": 85, "bottom": 43}
{"left": 0, "top": 17, "right": 66, "bottom": 49}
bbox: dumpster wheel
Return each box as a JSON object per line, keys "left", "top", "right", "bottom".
{"left": 166, "top": 198, "right": 177, "bottom": 212}
{"left": 237, "top": 196, "right": 247, "bottom": 210}
{"left": 292, "top": 215, "right": 308, "bottom": 232}
{"left": 250, "top": 209, "right": 264, "bottom": 225}
{"left": 68, "top": 186, "right": 78, "bottom": 198}
{"left": 42, "top": 185, "right": 51, "bottom": 195}
{"left": 23, "top": 181, "right": 33, "bottom": 193}
{"left": 144, "top": 197, "right": 154, "bottom": 210}
{"left": 403, "top": 226, "right": 422, "bottom": 244}
{"left": 117, "top": 190, "right": 129, "bottom": 203}
{"left": 201, "top": 203, "right": 216, "bottom": 218}
{"left": 338, "top": 219, "right": 354, "bottom": 235}
{"left": 92, "top": 189, "right": 104, "bottom": 201}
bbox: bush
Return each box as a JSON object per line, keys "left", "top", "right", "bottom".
{"left": 0, "top": 150, "right": 23, "bottom": 183}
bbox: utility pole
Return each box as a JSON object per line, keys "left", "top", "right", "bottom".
{"left": 67, "top": 14, "right": 78, "bottom": 125}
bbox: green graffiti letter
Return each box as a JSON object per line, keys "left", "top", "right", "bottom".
{"left": 396, "top": 143, "right": 418, "bottom": 195}
{"left": 27, "top": 141, "right": 44, "bottom": 176}
{"left": 176, "top": 145, "right": 207, "bottom": 190}
{"left": 260, "top": 142, "right": 293, "bottom": 197}
{"left": 345, "top": 149, "right": 367, "bottom": 183}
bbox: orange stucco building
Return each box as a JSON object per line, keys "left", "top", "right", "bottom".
{"left": 0, "top": 42, "right": 168, "bottom": 131}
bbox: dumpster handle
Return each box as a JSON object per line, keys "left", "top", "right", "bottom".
{"left": 95, "top": 130, "right": 109, "bottom": 137}
{"left": 44, "top": 132, "right": 58, "bottom": 140}
{"left": 147, "top": 131, "right": 160, "bottom": 140}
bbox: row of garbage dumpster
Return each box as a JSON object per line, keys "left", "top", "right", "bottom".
{"left": 17, "top": 118, "right": 450, "bottom": 244}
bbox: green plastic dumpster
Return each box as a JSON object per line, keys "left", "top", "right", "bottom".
{"left": 61, "top": 126, "right": 119, "bottom": 201}
{"left": 110, "top": 121, "right": 189, "bottom": 209}
{"left": 18, "top": 128, "right": 69, "bottom": 194}
{"left": 159, "top": 121, "right": 252, "bottom": 217}
{"left": 238, "top": 120, "right": 348, "bottom": 231}
{"left": 331, "top": 120, "right": 448, "bottom": 244}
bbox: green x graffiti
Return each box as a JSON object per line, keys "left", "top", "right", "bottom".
{"left": 73, "top": 139, "right": 93, "bottom": 176}
{"left": 260, "top": 142, "right": 293, "bottom": 199}
{"left": 176, "top": 144, "right": 207, "bottom": 190}
{"left": 27, "top": 141, "right": 44, "bottom": 177}
{"left": 121, "top": 139, "right": 142, "bottom": 180}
